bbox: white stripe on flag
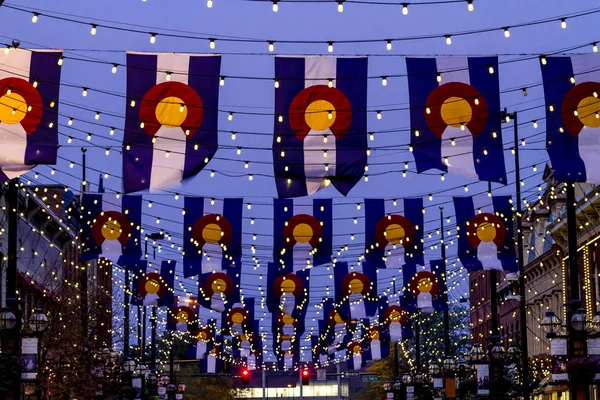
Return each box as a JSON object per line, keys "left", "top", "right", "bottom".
{"left": 0, "top": 50, "right": 34, "bottom": 179}
{"left": 305, "top": 56, "right": 337, "bottom": 88}
{"left": 201, "top": 198, "right": 224, "bottom": 274}
{"left": 349, "top": 294, "right": 367, "bottom": 319}
{"left": 570, "top": 56, "right": 600, "bottom": 183}
{"left": 371, "top": 340, "right": 382, "bottom": 360}
{"left": 436, "top": 57, "right": 477, "bottom": 179}
{"left": 101, "top": 195, "right": 123, "bottom": 263}
{"left": 156, "top": 53, "right": 191, "bottom": 85}
{"left": 292, "top": 199, "right": 319, "bottom": 270}
{"left": 150, "top": 54, "right": 191, "bottom": 191}
{"left": 384, "top": 200, "right": 406, "bottom": 269}
{"left": 207, "top": 354, "right": 216, "bottom": 373}
{"left": 472, "top": 195, "right": 503, "bottom": 270}
{"left": 303, "top": 128, "right": 336, "bottom": 195}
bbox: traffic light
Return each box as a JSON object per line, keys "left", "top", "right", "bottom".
{"left": 301, "top": 367, "right": 310, "bottom": 385}
{"left": 241, "top": 368, "right": 250, "bottom": 386}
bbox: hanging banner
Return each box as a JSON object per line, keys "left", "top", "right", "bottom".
{"left": 123, "top": 53, "right": 221, "bottom": 193}
{"left": 273, "top": 56, "right": 368, "bottom": 198}
{"left": 0, "top": 49, "right": 62, "bottom": 181}
{"left": 21, "top": 337, "right": 38, "bottom": 380}
{"left": 476, "top": 364, "right": 490, "bottom": 395}
{"left": 402, "top": 259, "right": 448, "bottom": 314}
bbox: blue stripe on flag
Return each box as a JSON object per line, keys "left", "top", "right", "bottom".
{"left": 273, "top": 199, "right": 294, "bottom": 269}
{"left": 333, "top": 261, "right": 349, "bottom": 314}
{"left": 274, "top": 57, "right": 307, "bottom": 198}
{"left": 405, "top": 198, "right": 425, "bottom": 266}
{"left": 491, "top": 196, "right": 518, "bottom": 273}
{"left": 453, "top": 196, "right": 482, "bottom": 272}
{"left": 468, "top": 57, "right": 506, "bottom": 184}
{"left": 81, "top": 194, "right": 103, "bottom": 261}
{"left": 184, "top": 56, "right": 221, "bottom": 179}
{"left": 406, "top": 58, "right": 446, "bottom": 173}
{"left": 120, "top": 195, "right": 142, "bottom": 264}
{"left": 123, "top": 54, "right": 158, "bottom": 193}
{"left": 401, "top": 263, "right": 418, "bottom": 312}
{"left": 26, "top": 51, "right": 62, "bottom": 165}
{"left": 314, "top": 199, "right": 333, "bottom": 266}
{"left": 160, "top": 260, "right": 176, "bottom": 306}
{"left": 542, "top": 57, "right": 585, "bottom": 182}
{"left": 128, "top": 260, "right": 148, "bottom": 305}
{"left": 223, "top": 198, "right": 243, "bottom": 269}
{"left": 334, "top": 57, "right": 368, "bottom": 196}
{"left": 183, "top": 197, "right": 204, "bottom": 278}
{"left": 430, "top": 259, "right": 448, "bottom": 311}
{"left": 365, "top": 199, "right": 386, "bottom": 269}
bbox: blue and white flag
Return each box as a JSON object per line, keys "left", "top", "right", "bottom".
{"left": 131, "top": 260, "right": 176, "bottom": 307}
{"left": 334, "top": 261, "right": 378, "bottom": 321}
{"left": 272, "top": 311, "right": 304, "bottom": 370}
{"left": 200, "top": 330, "right": 223, "bottom": 373}
{"left": 183, "top": 197, "right": 242, "bottom": 278}
{"left": 0, "top": 49, "right": 62, "bottom": 181}
{"left": 123, "top": 53, "right": 221, "bottom": 193}
{"left": 378, "top": 295, "right": 412, "bottom": 343}
{"left": 402, "top": 260, "right": 448, "bottom": 314}
{"left": 454, "top": 196, "right": 517, "bottom": 274}
{"left": 364, "top": 198, "right": 424, "bottom": 269}
{"left": 362, "top": 322, "right": 390, "bottom": 361}
{"left": 81, "top": 194, "right": 142, "bottom": 264}
{"left": 406, "top": 57, "right": 506, "bottom": 183}
{"left": 189, "top": 318, "right": 216, "bottom": 360}
{"left": 273, "top": 56, "right": 368, "bottom": 198}
{"left": 347, "top": 319, "right": 369, "bottom": 371}
{"left": 266, "top": 263, "right": 310, "bottom": 320}
{"left": 273, "top": 198, "right": 333, "bottom": 271}
{"left": 541, "top": 56, "right": 600, "bottom": 183}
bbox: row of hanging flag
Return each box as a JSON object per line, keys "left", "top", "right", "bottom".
{"left": 2, "top": 50, "right": 600, "bottom": 196}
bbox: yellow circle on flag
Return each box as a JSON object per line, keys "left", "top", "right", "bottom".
{"left": 476, "top": 222, "right": 497, "bottom": 242}
{"left": 370, "top": 330, "right": 380, "bottom": 340}
{"left": 145, "top": 279, "right": 160, "bottom": 295}
{"left": 231, "top": 312, "right": 244, "bottom": 324}
{"left": 212, "top": 278, "right": 227, "bottom": 294}
{"left": 417, "top": 277, "right": 433, "bottom": 293}
{"left": 282, "top": 313, "right": 295, "bottom": 325}
{"left": 389, "top": 310, "right": 402, "bottom": 322}
{"left": 0, "top": 93, "right": 28, "bottom": 124}
{"left": 102, "top": 219, "right": 122, "bottom": 241}
{"left": 440, "top": 96, "right": 472, "bottom": 128}
{"left": 293, "top": 223, "right": 313, "bottom": 244}
{"left": 348, "top": 278, "right": 364, "bottom": 294}
{"left": 333, "top": 312, "right": 344, "bottom": 324}
{"left": 385, "top": 224, "right": 405, "bottom": 245}
{"left": 202, "top": 223, "right": 222, "bottom": 244}
{"left": 155, "top": 96, "right": 187, "bottom": 127}
{"left": 305, "top": 100, "right": 336, "bottom": 130}
{"left": 281, "top": 279, "right": 296, "bottom": 294}
{"left": 176, "top": 310, "right": 189, "bottom": 322}
{"left": 577, "top": 96, "right": 600, "bottom": 128}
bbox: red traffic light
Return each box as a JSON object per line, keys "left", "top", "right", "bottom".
{"left": 242, "top": 369, "right": 249, "bottom": 377}
{"left": 302, "top": 369, "right": 309, "bottom": 377}
{"left": 301, "top": 368, "right": 310, "bottom": 385}
{"left": 241, "top": 368, "right": 250, "bottom": 385}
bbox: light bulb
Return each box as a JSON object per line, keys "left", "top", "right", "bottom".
{"left": 237, "top": 147, "right": 242, "bottom": 155}
{"left": 228, "top": 112, "right": 233, "bottom": 121}
{"left": 561, "top": 18, "right": 566, "bottom": 29}
{"left": 467, "top": 0, "right": 474, "bottom": 11}
{"left": 338, "top": 1, "right": 344, "bottom": 12}
{"left": 130, "top": 98, "right": 136, "bottom": 107}
{"left": 540, "top": 56, "right": 547, "bottom": 65}
{"left": 68, "top": 118, "right": 73, "bottom": 126}
{"left": 278, "top": 114, "right": 283, "bottom": 122}
{"left": 594, "top": 42, "right": 599, "bottom": 53}
{"left": 150, "top": 33, "right": 156, "bottom": 44}
{"left": 522, "top": 88, "right": 528, "bottom": 96}
{"left": 207, "top": 0, "right": 213, "bottom": 8}
{"left": 274, "top": 79, "right": 280, "bottom": 88}
{"left": 402, "top": 3, "right": 408, "bottom": 15}
{"left": 95, "top": 112, "right": 100, "bottom": 120}
{"left": 220, "top": 76, "right": 225, "bottom": 86}
{"left": 488, "top": 65, "right": 494, "bottom": 74}
{"left": 209, "top": 39, "right": 216, "bottom": 49}
{"left": 369, "top": 132, "right": 375, "bottom": 141}
{"left": 570, "top": 75, "right": 576, "bottom": 84}
{"left": 112, "top": 64, "right": 118, "bottom": 73}
{"left": 437, "top": 73, "right": 442, "bottom": 83}
{"left": 32, "top": 13, "right": 39, "bottom": 23}
{"left": 165, "top": 72, "right": 172, "bottom": 81}
{"left": 376, "top": 111, "right": 382, "bottom": 120}
{"left": 272, "top": 1, "right": 278, "bottom": 12}
{"left": 268, "top": 41, "right": 275, "bottom": 52}
{"left": 33, "top": 80, "right": 38, "bottom": 88}
{"left": 549, "top": 104, "right": 554, "bottom": 112}
{"left": 82, "top": 87, "right": 88, "bottom": 97}
{"left": 532, "top": 120, "right": 538, "bottom": 128}
{"left": 231, "top": 132, "right": 236, "bottom": 140}
{"left": 328, "top": 42, "right": 334, "bottom": 53}
{"left": 381, "top": 76, "right": 387, "bottom": 86}
{"left": 90, "top": 24, "right": 97, "bottom": 35}
{"left": 110, "top": 127, "right": 115, "bottom": 135}
{"left": 445, "top": 35, "right": 452, "bottom": 45}
{"left": 503, "top": 27, "right": 510, "bottom": 38}
{"left": 328, "top": 111, "right": 333, "bottom": 119}
{"left": 58, "top": 56, "right": 64, "bottom": 66}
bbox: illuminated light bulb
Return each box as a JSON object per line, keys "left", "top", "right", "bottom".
{"left": 376, "top": 110, "right": 382, "bottom": 120}
{"left": 467, "top": 0, "right": 474, "bottom": 11}
{"left": 207, "top": 0, "right": 213, "bottom": 7}
{"left": 130, "top": 98, "right": 136, "bottom": 107}
{"left": 112, "top": 64, "right": 118, "bottom": 73}
{"left": 483, "top": 149, "right": 488, "bottom": 155}
{"left": 165, "top": 72, "right": 172, "bottom": 81}
{"left": 445, "top": 35, "right": 452, "bottom": 45}
{"left": 503, "top": 27, "right": 510, "bottom": 38}
{"left": 402, "top": 3, "right": 408, "bottom": 15}
{"left": 415, "top": 129, "right": 420, "bottom": 137}
{"left": 365, "top": 164, "right": 369, "bottom": 171}
{"left": 33, "top": 80, "right": 38, "bottom": 88}
{"left": 409, "top": 145, "right": 413, "bottom": 152}
{"left": 245, "top": 161, "right": 249, "bottom": 169}
{"left": 386, "top": 40, "right": 392, "bottom": 51}
{"left": 574, "top": 110, "right": 579, "bottom": 116}
{"left": 559, "top": 126, "right": 564, "bottom": 133}
{"left": 522, "top": 87, "right": 528, "bottom": 96}
{"left": 570, "top": 75, "right": 576, "bottom": 84}
{"left": 278, "top": 114, "right": 283, "bottom": 123}
{"left": 437, "top": 73, "right": 442, "bottom": 83}
{"left": 338, "top": 1, "right": 344, "bottom": 12}
{"left": 110, "top": 127, "right": 115, "bottom": 135}
{"left": 274, "top": 79, "right": 280, "bottom": 88}
{"left": 228, "top": 112, "right": 233, "bottom": 121}
{"left": 328, "top": 111, "right": 333, "bottom": 120}
{"left": 126, "top": 144, "right": 131, "bottom": 150}
{"left": 90, "top": 24, "right": 97, "bottom": 35}
{"left": 402, "top": 170, "right": 407, "bottom": 178}
{"left": 327, "top": 79, "right": 334, "bottom": 88}
{"left": 369, "top": 132, "right": 375, "bottom": 141}
{"left": 105, "top": 148, "right": 110, "bottom": 156}
{"left": 488, "top": 65, "right": 494, "bottom": 74}
{"left": 276, "top": 136, "right": 281, "bottom": 143}
{"left": 32, "top": 13, "right": 39, "bottom": 23}
{"left": 323, "top": 135, "right": 328, "bottom": 143}
{"left": 49, "top": 100, "right": 55, "bottom": 108}
{"left": 521, "top": 139, "right": 526, "bottom": 146}
{"left": 27, "top": 105, "right": 32, "bottom": 112}
{"left": 597, "top": 112, "right": 600, "bottom": 119}
{"left": 440, "top": 173, "right": 445, "bottom": 181}
{"left": 595, "top": 92, "right": 599, "bottom": 98}
{"left": 533, "top": 164, "right": 538, "bottom": 172}
{"left": 179, "top": 104, "right": 185, "bottom": 113}
{"left": 381, "top": 76, "right": 387, "bottom": 86}
{"left": 150, "top": 33, "right": 156, "bottom": 44}
{"left": 561, "top": 18, "right": 567, "bottom": 29}
{"left": 549, "top": 104, "right": 554, "bottom": 112}
{"left": 82, "top": 87, "right": 88, "bottom": 97}
{"left": 69, "top": 161, "right": 74, "bottom": 168}
{"left": 324, "top": 164, "right": 329, "bottom": 171}
{"left": 210, "top": 170, "right": 215, "bottom": 177}
{"left": 364, "top": 175, "right": 369, "bottom": 182}
{"left": 140, "top": 121, "right": 145, "bottom": 129}
{"left": 428, "top": 194, "right": 433, "bottom": 201}
{"left": 594, "top": 42, "right": 599, "bottom": 53}
{"left": 268, "top": 41, "right": 275, "bottom": 52}
{"left": 237, "top": 147, "right": 242, "bottom": 155}
{"left": 492, "top": 131, "right": 497, "bottom": 138}
{"left": 460, "top": 123, "right": 466, "bottom": 131}
{"left": 323, "top": 150, "right": 328, "bottom": 158}
{"left": 209, "top": 39, "right": 216, "bottom": 49}
{"left": 68, "top": 118, "right": 73, "bottom": 126}
{"left": 58, "top": 56, "right": 64, "bottom": 66}
{"left": 95, "top": 112, "right": 100, "bottom": 120}
{"left": 248, "top": 174, "right": 253, "bottom": 181}
{"left": 231, "top": 132, "right": 236, "bottom": 140}
{"left": 86, "top": 133, "right": 92, "bottom": 140}
{"left": 48, "top": 121, "right": 54, "bottom": 128}
{"left": 505, "top": 114, "right": 510, "bottom": 123}
{"left": 328, "top": 42, "right": 334, "bottom": 53}
{"left": 540, "top": 55, "right": 547, "bottom": 65}
{"left": 272, "top": 1, "right": 278, "bottom": 12}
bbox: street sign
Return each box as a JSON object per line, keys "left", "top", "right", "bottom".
{"left": 317, "top": 369, "right": 327, "bottom": 381}
{"left": 362, "top": 375, "right": 379, "bottom": 382}
{"left": 346, "top": 372, "right": 360, "bottom": 377}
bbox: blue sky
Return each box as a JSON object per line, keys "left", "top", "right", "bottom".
{"left": 2, "top": 0, "right": 597, "bottom": 359}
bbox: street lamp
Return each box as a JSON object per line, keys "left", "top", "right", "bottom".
{"left": 541, "top": 309, "right": 562, "bottom": 337}
{"left": 0, "top": 307, "right": 17, "bottom": 330}
{"left": 443, "top": 357, "right": 455, "bottom": 372}
{"left": 491, "top": 344, "right": 505, "bottom": 360}
{"left": 166, "top": 383, "right": 177, "bottom": 400}
{"left": 571, "top": 308, "right": 587, "bottom": 332}
{"left": 470, "top": 344, "right": 485, "bottom": 362}
{"left": 401, "top": 374, "right": 412, "bottom": 384}
{"left": 429, "top": 362, "right": 441, "bottom": 376}
{"left": 123, "top": 358, "right": 136, "bottom": 373}
{"left": 29, "top": 308, "right": 49, "bottom": 333}
{"left": 414, "top": 372, "right": 424, "bottom": 384}
{"left": 591, "top": 311, "right": 600, "bottom": 333}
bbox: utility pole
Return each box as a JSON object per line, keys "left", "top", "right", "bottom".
{"left": 440, "top": 206, "right": 451, "bottom": 358}
{"left": 80, "top": 148, "right": 89, "bottom": 349}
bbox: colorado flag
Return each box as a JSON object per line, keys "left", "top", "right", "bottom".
{"left": 123, "top": 53, "right": 220, "bottom": 193}
{"left": 0, "top": 49, "right": 61, "bottom": 181}
{"left": 406, "top": 57, "right": 506, "bottom": 183}
{"left": 402, "top": 260, "right": 448, "bottom": 314}
{"left": 541, "top": 56, "right": 600, "bottom": 183}
{"left": 274, "top": 56, "right": 368, "bottom": 198}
